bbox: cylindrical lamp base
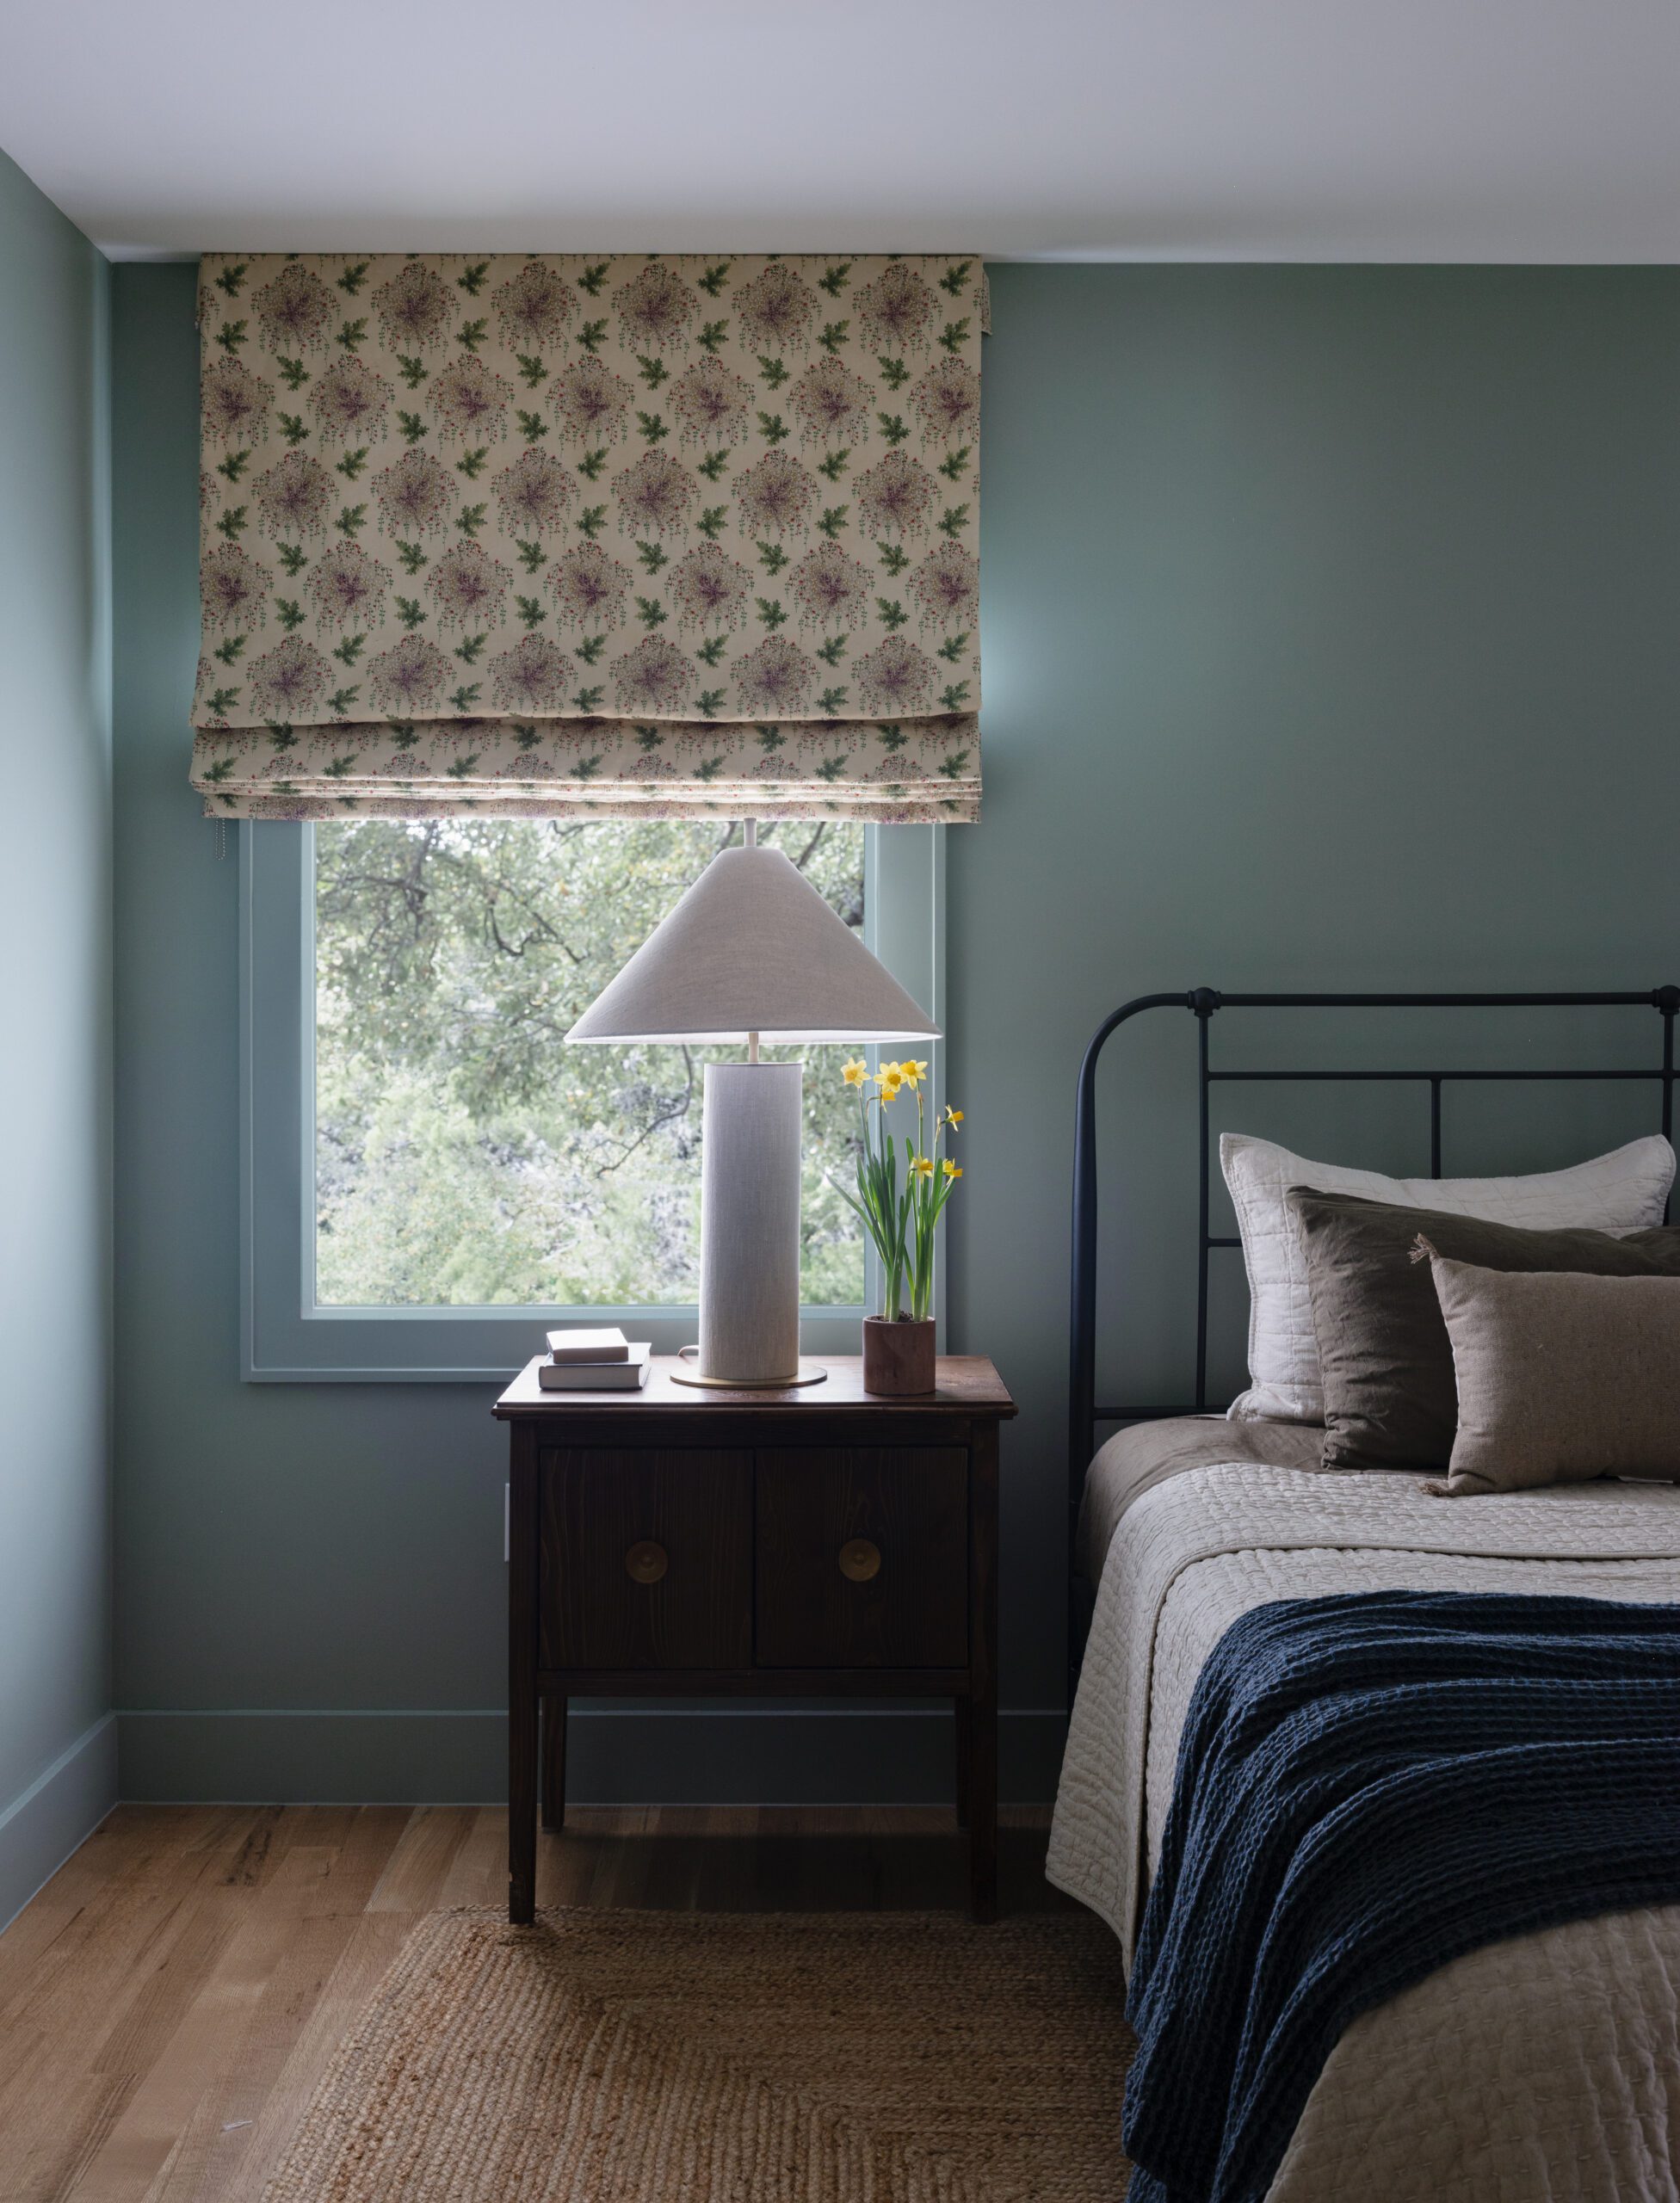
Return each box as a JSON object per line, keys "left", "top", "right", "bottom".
{"left": 695, "top": 1060, "right": 803, "bottom": 1385}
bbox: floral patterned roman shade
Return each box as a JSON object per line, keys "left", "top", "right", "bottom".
{"left": 190, "top": 254, "right": 985, "bottom": 822}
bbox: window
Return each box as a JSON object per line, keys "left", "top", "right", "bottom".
{"left": 243, "top": 818, "right": 942, "bottom": 1379}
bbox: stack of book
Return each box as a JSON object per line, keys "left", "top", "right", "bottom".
{"left": 537, "top": 1327, "right": 652, "bottom": 1391}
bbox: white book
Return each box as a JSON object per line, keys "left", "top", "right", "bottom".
{"left": 546, "top": 1326, "right": 630, "bottom": 1364}
{"left": 537, "top": 1343, "right": 652, "bottom": 1391}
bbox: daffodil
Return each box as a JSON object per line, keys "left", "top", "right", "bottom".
{"left": 833, "top": 1071, "right": 967, "bottom": 1330}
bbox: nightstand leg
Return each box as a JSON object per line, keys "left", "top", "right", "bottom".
{"left": 954, "top": 1694, "right": 971, "bottom": 1830}
{"left": 541, "top": 1694, "right": 566, "bottom": 1832}
{"left": 509, "top": 1425, "right": 539, "bottom": 1926}
{"left": 967, "top": 1423, "right": 1000, "bottom": 1923}
{"left": 967, "top": 1695, "right": 998, "bottom": 1922}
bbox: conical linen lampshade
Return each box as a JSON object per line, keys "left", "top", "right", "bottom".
{"left": 565, "top": 842, "right": 938, "bottom": 1045}
{"left": 566, "top": 837, "right": 940, "bottom": 1386}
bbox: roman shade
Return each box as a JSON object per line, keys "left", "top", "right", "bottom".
{"left": 189, "top": 254, "right": 985, "bottom": 822}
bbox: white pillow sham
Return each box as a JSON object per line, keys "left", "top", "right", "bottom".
{"left": 1221, "top": 1131, "right": 1676, "bottom": 1422}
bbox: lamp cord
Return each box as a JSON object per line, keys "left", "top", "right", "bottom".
{"left": 744, "top": 818, "right": 760, "bottom": 1062}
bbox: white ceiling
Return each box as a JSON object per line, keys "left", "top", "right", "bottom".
{"left": 4, "top": 0, "right": 1679, "bottom": 262}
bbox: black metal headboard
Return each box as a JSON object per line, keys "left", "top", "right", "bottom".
{"left": 1067, "top": 985, "right": 1680, "bottom": 1691}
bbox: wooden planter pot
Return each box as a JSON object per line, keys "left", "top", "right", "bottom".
{"left": 862, "top": 1316, "right": 936, "bottom": 1395}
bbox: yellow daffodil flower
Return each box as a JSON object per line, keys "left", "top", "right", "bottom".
{"left": 942, "top": 1158, "right": 962, "bottom": 1179}
{"left": 912, "top": 1154, "right": 935, "bottom": 1177}
{"left": 898, "top": 1058, "right": 930, "bottom": 1089}
{"left": 875, "top": 1064, "right": 904, "bottom": 1099}
{"left": 942, "top": 1106, "right": 964, "bottom": 1128}
{"left": 842, "top": 1058, "right": 868, "bottom": 1087}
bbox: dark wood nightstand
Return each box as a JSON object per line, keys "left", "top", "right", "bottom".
{"left": 493, "top": 1354, "right": 1016, "bottom": 1923}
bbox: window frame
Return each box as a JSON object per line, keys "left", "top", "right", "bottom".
{"left": 240, "top": 818, "right": 945, "bottom": 1381}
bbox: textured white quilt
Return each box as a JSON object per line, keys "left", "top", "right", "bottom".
{"left": 1047, "top": 1462, "right": 1680, "bottom": 2202}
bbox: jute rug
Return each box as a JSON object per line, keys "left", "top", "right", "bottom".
{"left": 263, "top": 1908, "right": 1133, "bottom": 2200}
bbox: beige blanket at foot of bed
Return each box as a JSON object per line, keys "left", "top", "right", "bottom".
{"left": 1047, "top": 1457, "right": 1680, "bottom": 2203}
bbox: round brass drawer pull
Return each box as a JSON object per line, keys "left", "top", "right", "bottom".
{"left": 838, "top": 1538, "right": 882, "bottom": 1583}
{"left": 626, "top": 1540, "right": 669, "bottom": 1584}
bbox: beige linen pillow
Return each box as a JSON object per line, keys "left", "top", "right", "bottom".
{"left": 1429, "top": 1253, "right": 1680, "bottom": 1496}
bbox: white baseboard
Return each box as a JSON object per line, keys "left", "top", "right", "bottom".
{"left": 118, "top": 1706, "right": 1068, "bottom": 1806}
{"left": 0, "top": 1715, "right": 119, "bottom": 1935}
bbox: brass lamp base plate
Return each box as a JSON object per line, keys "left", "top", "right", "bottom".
{"left": 670, "top": 1358, "right": 830, "bottom": 1390}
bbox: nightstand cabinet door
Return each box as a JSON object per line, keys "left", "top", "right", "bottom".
{"left": 539, "top": 1447, "right": 752, "bottom": 1669}
{"left": 755, "top": 1447, "right": 968, "bottom": 1669}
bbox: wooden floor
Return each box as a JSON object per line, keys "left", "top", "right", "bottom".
{"left": 0, "top": 1803, "right": 1065, "bottom": 2202}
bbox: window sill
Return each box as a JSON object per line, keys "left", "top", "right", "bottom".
{"left": 244, "top": 1305, "right": 871, "bottom": 1385}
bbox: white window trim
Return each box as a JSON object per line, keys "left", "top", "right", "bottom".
{"left": 240, "top": 819, "right": 945, "bottom": 1381}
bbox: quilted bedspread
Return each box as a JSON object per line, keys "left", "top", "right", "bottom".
{"left": 1046, "top": 1460, "right": 1680, "bottom": 2202}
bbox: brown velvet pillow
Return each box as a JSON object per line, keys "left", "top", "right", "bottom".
{"left": 1429, "top": 1256, "right": 1680, "bottom": 1496}
{"left": 1288, "top": 1188, "right": 1680, "bottom": 1470}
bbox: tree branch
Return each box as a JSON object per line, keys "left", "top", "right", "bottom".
{"left": 592, "top": 1046, "right": 698, "bottom": 1176}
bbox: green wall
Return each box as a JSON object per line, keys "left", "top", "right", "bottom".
{"left": 112, "top": 262, "right": 1680, "bottom": 1797}
{"left": 0, "top": 151, "right": 113, "bottom": 1922}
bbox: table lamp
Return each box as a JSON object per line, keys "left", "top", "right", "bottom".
{"left": 566, "top": 824, "right": 940, "bottom": 1386}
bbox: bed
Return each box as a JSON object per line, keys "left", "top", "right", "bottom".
{"left": 1044, "top": 986, "right": 1680, "bottom": 2202}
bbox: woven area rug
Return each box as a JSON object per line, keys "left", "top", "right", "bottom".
{"left": 263, "top": 1908, "right": 1133, "bottom": 2200}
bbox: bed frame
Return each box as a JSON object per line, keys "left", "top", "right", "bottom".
{"left": 1066, "top": 984, "right": 1680, "bottom": 1695}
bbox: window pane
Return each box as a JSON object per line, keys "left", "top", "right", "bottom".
{"left": 313, "top": 818, "right": 868, "bottom": 1309}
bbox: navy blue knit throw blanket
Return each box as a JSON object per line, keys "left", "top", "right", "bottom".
{"left": 1123, "top": 1590, "right": 1680, "bottom": 2203}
